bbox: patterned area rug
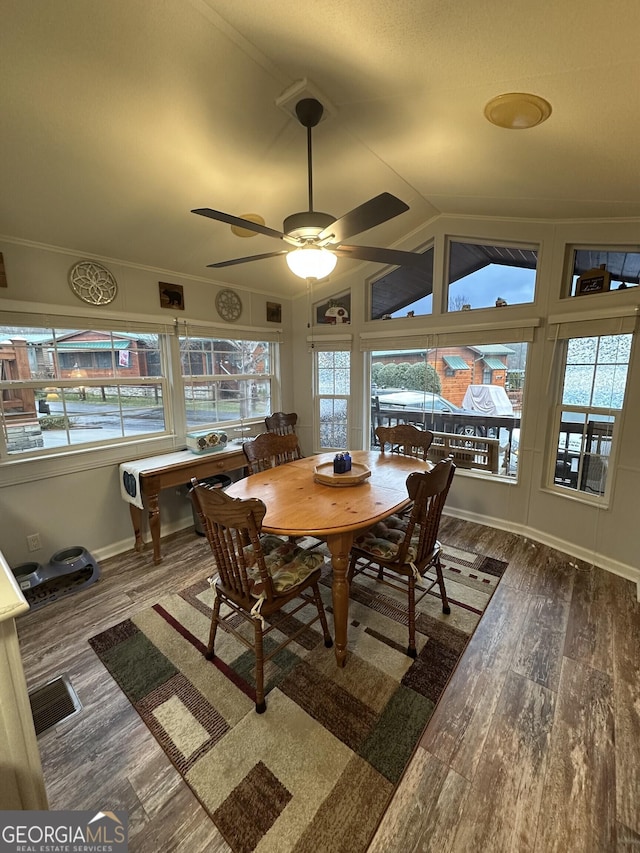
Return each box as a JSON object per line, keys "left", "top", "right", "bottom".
{"left": 89, "top": 544, "right": 507, "bottom": 852}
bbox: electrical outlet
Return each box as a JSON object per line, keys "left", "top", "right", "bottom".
{"left": 27, "top": 533, "right": 42, "bottom": 552}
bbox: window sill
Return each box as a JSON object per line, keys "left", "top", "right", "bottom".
{"left": 540, "top": 484, "right": 610, "bottom": 510}
{"left": 0, "top": 435, "right": 184, "bottom": 488}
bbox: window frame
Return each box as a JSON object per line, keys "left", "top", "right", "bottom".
{"left": 563, "top": 244, "right": 640, "bottom": 299}
{"left": 365, "top": 332, "right": 532, "bottom": 482}
{"left": 0, "top": 312, "right": 282, "bottom": 486}
{"left": 179, "top": 334, "right": 277, "bottom": 434}
{"left": 545, "top": 331, "right": 633, "bottom": 505}
{"left": 444, "top": 236, "right": 539, "bottom": 313}
{"left": 312, "top": 344, "right": 351, "bottom": 452}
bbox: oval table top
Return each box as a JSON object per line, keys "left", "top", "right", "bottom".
{"left": 225, "top": 449, "right": 430, "bottom": 538}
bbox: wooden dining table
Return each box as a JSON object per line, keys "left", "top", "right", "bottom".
{"left": 225, "top": 449, "right": 430, "bottom": 667}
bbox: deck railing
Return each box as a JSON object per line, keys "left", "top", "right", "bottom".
{"left": 428, "top": 431, "right": 500, "bottom": 473}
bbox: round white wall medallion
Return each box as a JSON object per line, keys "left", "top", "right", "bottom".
{"left": 215, "top": 289, "right": 242, "bottom": 321}
{"left": 68, "top": 261, "right": 118, "bottom": 305}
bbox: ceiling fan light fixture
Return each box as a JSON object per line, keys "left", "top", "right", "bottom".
{"left": 484, "top": 92, "right": 552, "bottom": 129}
{"left": 286, "top": 245, "right": 337, "bottom": 280}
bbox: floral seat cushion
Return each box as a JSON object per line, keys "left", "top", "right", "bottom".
{"left": 245, "top": 536, "right": 325, "bottom": 596}
{"left": 352, "top": 513, "right": 420, "bottom": 562}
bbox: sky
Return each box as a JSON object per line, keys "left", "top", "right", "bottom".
{"left": 392, "top": 265, "right": 537, "bottom": 317}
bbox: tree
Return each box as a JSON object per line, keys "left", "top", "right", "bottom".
{"left": 448, "top": 293, "right": 471, "bottom": 312}
{"left": 408, "top": 361, "right": 441, "bottom": 393}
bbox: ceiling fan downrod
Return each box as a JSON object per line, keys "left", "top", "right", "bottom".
{"left": 283, "top": 99, "right": 335, "bottom": 241}
{"left": 295, "top": 98, "right": 324, "bottom": 214}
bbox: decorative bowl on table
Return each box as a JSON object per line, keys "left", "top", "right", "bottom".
{"left": 313, "top": 461, "right": 371, "bottom": 487}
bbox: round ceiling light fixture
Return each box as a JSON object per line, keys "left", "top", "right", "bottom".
{"left": 286, "top": 245, "right": 337, "bottom": 280}
{"left": 230, "top": 213, "right": 266, "bottom": 237}
{"left": 484, "top": 92, "right": 552, "bottom": 129}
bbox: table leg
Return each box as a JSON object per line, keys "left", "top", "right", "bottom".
{"left": 325, "top": 531, "right": 355, "bottom": 667}
{"left": 129, "top": 504, "right": 145, "bottom": 553}
{"left": 147, "top": 491, "right": 162, "bottom": 565}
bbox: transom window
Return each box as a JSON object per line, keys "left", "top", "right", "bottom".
{"left": 369, "top": 245, "right": 434, "bottom": 319}
{"left": 447, "top": 240, "right": 537, "bottom": 311}
{"left": 566, "top": 247, "right": 640, "bottom": 297}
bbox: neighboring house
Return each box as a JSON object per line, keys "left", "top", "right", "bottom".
{"left": 372, "top": 345, "right": 513, "bottom": 408}
{"left": 0, "top": 336, "right": 37, "bottom": 418}
{"left": 427, "top": 344, "right": 513, "bottom": 407}
{"left": 43, "top": 331, "right": 153, "bottom": 380}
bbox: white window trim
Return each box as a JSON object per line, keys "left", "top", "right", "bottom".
{"left": 313, "top": 347, "right": 351, "bottom": 452}
{"left": 0, "top": 310, "right": 282, "bottom": 485}
{"left": 544, "top": 329, "right": 634, "bottom": 506}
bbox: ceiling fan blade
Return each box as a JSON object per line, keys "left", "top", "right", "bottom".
{"left": 192, "top": 208, "right": 286, "bottom": 241}
{"left": 318, "top": 193, "right": 409, "bottom": 244}
{"left": 333, "top": 244, "right": 430, "bottom": 268}
{"left": 207, "top": 250, "right": 289, "bottom": 269}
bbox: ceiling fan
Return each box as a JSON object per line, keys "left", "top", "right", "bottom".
{"left": 192, "top": 98, "right": 430, "bottom": 280}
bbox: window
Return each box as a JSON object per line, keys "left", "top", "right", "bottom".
{"left": 315, "top": 350, "right": 350, "bottom": 450}
{"left": 566, "top": 247, "right": 640, "bottom": 297}
{"left": 551, "top": 333, "right": 631, "bottom": 499}
{"left": 0, "top": 326, "right": 167, "bottom": 457}
{"left": 179, "top": 335, "right": 274, "bottom": 430}
{"left": 0, "top": 321, "right": 281, "bottom": 467}
{"left": 446, "top": 240, "right": 537, "bottom": 311}
{"left": 370, "top": 340, "right": 528, "bottom": 478}
{"left": 369, "top": 245, "right": 434, "bottom": 319}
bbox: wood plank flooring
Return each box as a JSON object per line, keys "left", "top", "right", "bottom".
{"left": 16, "top": 518, "right": 640, "bottom": 852}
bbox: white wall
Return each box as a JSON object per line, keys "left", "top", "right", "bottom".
{"left": 291, "top": 215, "right": 640, "bottom": 584}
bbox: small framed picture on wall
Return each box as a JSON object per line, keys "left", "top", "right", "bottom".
{"left": 266, "top": 301, "right": 282, "bottom": 323}
{"left": 159, "top": 282, "right": 184, "bottom": 310}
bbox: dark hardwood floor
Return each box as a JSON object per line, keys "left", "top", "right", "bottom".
{"left": 17, "top": 518, "right": 640, "bottom": 852}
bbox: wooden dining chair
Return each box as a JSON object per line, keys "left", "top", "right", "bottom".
{"left": 243, "top": 431, "right": 302, "bottom": 475}
{"left": 243, "top": 431, "right": 321, "bottom": 547}
{"left": 347, "top": 457, "right": 456, "bottom": 658}
{"left": 190, "top": 479, "right": 332, "bottom": 713}
{"left": 375, "top": 423, "right": 434, "bottom": 460}
{"left": 265, "top": 411, "right": 298, "bottom": 436}
{"left": 376, "top": 423, "right": 435, "bottom": 517}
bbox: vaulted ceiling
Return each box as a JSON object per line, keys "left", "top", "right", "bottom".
{"left": 1, "top": 0, "right": 639, "bottom": 298}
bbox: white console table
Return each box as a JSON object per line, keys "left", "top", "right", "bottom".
{"left": 0, "top": 550, "right": 48, "bottom": 809}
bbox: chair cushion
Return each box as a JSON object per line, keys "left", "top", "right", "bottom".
{"left": 246, "top": 539, "right": 325, "bottom": 596}
{"left": 352, "top": 513, "right": 419, "bottom": 562}
{"left": 243, "top": 534, "right": 289, "bottom": 568}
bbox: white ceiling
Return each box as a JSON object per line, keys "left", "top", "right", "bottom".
{"left": 1, "top": 0, "right": 639, "bottom": 298}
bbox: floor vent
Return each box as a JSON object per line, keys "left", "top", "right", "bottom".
{"left": 29, "top": 675, "right": 82, "bottom": 737}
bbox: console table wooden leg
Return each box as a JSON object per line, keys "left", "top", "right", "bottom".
{"left": 147, "top": 492, "right": 162, "bottom": 564}
{"left": 326, "top": 531, "right": 354, "bottom": 668}
{"left": 129, "top": 504, "right": 145, "bottom": 553}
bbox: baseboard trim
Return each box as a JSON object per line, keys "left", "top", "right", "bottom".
{"left": 92, "top": 518, "right": 195, "bottom": 565}
{"left": 443, "top": 508, "right": 640, "bottom": 599}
